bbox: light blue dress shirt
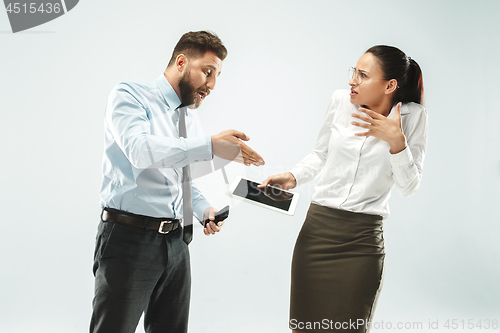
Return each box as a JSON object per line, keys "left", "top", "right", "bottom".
{"left": 100, "top": 75, "right": 213, "bottom": 223}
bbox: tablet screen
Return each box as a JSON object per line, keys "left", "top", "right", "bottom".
{"left": 232, "top": 179, "right": 294, "bottom": 211}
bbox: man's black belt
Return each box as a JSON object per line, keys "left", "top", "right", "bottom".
{"left": 101, "top": 207, "right": 181, "bottom": 234}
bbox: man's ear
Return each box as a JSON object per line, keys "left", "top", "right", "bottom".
{"left": 176, "top": 54, "right": 188, "bottom": 73}
{"left": 385, "top": 78, "right": 398, "bottom": 95}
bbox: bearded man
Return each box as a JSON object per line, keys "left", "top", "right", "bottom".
{"left": 90, "top": 31, "right": 264, "bottom": 333}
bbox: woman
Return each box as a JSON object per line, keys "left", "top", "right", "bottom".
{"left": 259, "top": 45, "right": 427, "bottom": 333}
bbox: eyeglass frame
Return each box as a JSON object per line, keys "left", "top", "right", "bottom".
{"left": 348, "top": 67, "right": 388, "bottom": 85}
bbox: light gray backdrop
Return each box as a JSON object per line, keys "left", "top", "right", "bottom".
{"left": 1, "top": 0, "right": 499, "bottom": 332}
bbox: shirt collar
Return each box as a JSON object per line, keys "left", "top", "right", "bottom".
{"left": 156, "top": 74, "right": 183, "bottom": 110}
{"left": 399, "top": 103, "right": 410, "bottom": 115}
{"left": 388, "top": 103, "right": 410, "bottom": 118}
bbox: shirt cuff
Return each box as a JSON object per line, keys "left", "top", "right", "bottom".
{"left": 193, "top": 198, "right": 211, "bottom": 225}
{"left": 186, "top": 136, "right": 213, "bottom": 163}
{"left": 289, "top": 168, "right": 303, "bottom": 187}
{"left": 389, "top": 146, "right": 413, "bottom": 167}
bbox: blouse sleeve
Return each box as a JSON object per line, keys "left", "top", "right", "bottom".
{"left": 289, "top": 90, "right": 340, "bottom": 186}
{"left": 389, "top": 103, "right": 428, "bottom": 197}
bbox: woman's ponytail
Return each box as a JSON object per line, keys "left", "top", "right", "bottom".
{"left": 400, "top": 58, "right": 424, "bottom": 105}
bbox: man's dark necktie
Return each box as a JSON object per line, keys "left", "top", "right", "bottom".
{"left": 178, "top": 106, "right": 193, "bottom": 245}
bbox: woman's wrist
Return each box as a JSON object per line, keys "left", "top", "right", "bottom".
{"left": 389, "top": 132, "right": 406, "bottom": 154}
{"left": 287, "top": 172, "right": 297, "bottom": 188}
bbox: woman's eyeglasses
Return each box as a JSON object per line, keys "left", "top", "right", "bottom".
{"left": 348, "top": 67, "right": 386, "bottom": 85}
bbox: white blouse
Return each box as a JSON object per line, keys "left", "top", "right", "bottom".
{"left": 290, "top": 89, "right": 428, "bottom": 219}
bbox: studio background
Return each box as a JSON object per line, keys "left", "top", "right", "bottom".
{"left": 1, "top": 0, "right": 499, "bottom": 332}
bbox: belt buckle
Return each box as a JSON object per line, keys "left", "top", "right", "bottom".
{"left": 158, "top": 220, "right": 173, "bottom": 234}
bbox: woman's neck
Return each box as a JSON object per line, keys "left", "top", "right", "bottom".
{"left": 362, "top": 99, "right": 393, "bottom": 117}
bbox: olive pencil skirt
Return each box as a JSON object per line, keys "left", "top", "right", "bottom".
{"left": 290, "top": 203, "right": 385, "bottom": 333}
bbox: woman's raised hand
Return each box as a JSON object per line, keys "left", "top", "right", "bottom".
{"left": 351, "top": 102, "right": 406, "bottom": 154}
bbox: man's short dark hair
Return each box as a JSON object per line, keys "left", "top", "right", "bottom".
{"left": 168, "top": 31, "right": 227, "bottom": 66}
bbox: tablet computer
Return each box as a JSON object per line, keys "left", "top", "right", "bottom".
{"left": 226, "top": 177, "right": 299, "bottom": 215}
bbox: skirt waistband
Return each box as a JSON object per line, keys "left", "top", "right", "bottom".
{"left": 310, "top": 203, "right": 383, "bottom": 223}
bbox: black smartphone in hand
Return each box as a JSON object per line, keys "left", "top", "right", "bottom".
{"left": 204, "top": 205, "right": 230, "bottom": 228}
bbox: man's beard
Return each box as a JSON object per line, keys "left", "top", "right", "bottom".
{"left": 178, "top": 68, "right": 209, "bottom": 109}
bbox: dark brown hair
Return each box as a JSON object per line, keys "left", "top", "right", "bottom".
{"left": 168, "top": 31, "right": 227, "bottom": 67}
{"left": 366, "top": 45, "right": 424, "bottom": 105}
